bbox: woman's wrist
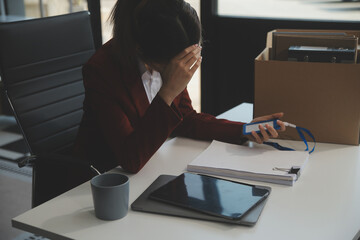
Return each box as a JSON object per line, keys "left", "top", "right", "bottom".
{"left": 158, "top": 88, "right": 175, "bottom": 106}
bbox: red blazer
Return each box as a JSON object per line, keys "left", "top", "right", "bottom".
{"left": 74, "top": 39, "right": 246, "bottom": 173}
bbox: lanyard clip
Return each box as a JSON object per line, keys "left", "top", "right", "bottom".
{"left": 273, "top": 166, "right": 301, "bottom": 178}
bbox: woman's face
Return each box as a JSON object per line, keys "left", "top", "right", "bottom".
{"left": 145, "top": 62, "right": 166, "bottom": 73}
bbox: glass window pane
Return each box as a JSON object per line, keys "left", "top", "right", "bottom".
{"left": 100, "top": 0, "right": 115, "bottom": 44}
{"left": 24, "top": 0, "right": 88, "bottom": 18}
{"left": 217, "top": 0, "right": 360, "bottom": 21}
{"left": 183, "top": 0, "right": 201, "bottom": 112}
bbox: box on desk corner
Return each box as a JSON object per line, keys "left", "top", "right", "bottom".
{"left": 254, "top": 29, "right": 360, "bottom": 145}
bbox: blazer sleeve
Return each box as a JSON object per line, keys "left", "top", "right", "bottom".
{"left": 172, "top": 89, "right": 248, "bottom": 145}
{"left": 82, "top": 63, "right": 183, "bottom": 173}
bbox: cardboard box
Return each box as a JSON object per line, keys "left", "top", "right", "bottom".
{"left": 254, "top": 29, "right": 360, "bottom": 145}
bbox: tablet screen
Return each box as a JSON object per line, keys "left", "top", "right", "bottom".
{"left": 149, "top": 173, "right": 270, "bottom": 220}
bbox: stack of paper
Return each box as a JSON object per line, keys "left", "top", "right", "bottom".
{"left": 187, "top": 140, "right": 309, "bottom": 186}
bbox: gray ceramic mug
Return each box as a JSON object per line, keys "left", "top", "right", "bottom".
{"left": 91, "top": 173, "right": 129, "bottom": 220}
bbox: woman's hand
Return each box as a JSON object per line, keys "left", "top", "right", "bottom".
{"left": 245, "top": 112, "right": 286, "bottom": 144}
{"left": 158, "top": 44, "right": 202, "bottom": 105}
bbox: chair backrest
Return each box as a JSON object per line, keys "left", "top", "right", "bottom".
{"left": 0, "top": 11, "right": 95, "bottom": 156}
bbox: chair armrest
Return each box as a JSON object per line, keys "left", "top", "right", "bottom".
{"left": 18, "top": 153, "right": 101, "bottom": 175}
{"left": 24, "top": 153, "right": 101, "bottom": 175}
{"left": 18, "top": 155, "right": 37, "bottom": 168}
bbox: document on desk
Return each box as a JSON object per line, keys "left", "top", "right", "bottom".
{"left": 187, "top": 140, "right": 309, "bottom": 186}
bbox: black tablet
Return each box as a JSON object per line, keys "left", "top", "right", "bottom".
{"left": 131, "top": 175, "right": 271, "bottom": 225}
{"left": 149, "top": 172, "right": 270, "bottom": 220}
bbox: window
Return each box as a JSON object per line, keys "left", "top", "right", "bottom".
{"left": 24, "top": 0, "right": 88, "bottom": 18}
{"left": 217, "top": 0, "right": 360, "bottom": 21}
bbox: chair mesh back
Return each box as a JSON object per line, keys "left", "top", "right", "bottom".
{"left": 0, "top": 11, "right": 95, "bottom": 155}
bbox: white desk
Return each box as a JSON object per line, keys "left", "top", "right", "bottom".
{"left": 12, "top": 103, "right": 360, "bottom": 240}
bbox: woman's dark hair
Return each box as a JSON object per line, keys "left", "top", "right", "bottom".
{"left": 110, "top": 0, "right": 201, "bottom": 68}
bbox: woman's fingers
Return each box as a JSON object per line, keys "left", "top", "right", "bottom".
{"left": 172, "top": 44, "right": 202, "bottom": 72}
{"left": 250, "top": 124, "right": 280, "bottom": 144}
{"left": 183, "top": 47, "right": 202, "bottom": 67}
{"left": 251, "top": 131, "right": 263, "bottom": 144}
{"left": 176, "top": 44, "right": 199, "bottom": 59}
{"left": 277, "top": 120, "right": 286, "bottom": 132}
{"left": 251, "top": 112, "right": 284, "bottom": 123}
{"left": 266, "top": 124, "right": 279, "bottom": 138}
{"left": 185, "top": 54, "right": 201, "bottom": 70}
{"left": 259, "top": 125, "right": 270, "bottom": 142}
{"left": 189, "top": 57, "right": 202, "bottom": 75}
{"left": 270, "top": 112, "right": 284, "bottom": 120}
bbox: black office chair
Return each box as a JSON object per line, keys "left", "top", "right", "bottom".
{"left": 0, "top": 11, "right": 97, "bottom": 207}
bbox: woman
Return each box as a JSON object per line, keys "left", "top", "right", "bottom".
{"left": 74, "top": 0, "right": 285, "bottom": 174}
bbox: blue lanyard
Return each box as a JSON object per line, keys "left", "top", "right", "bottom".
{"left": 264, "top": 126, "right": 316, "bottom": 154}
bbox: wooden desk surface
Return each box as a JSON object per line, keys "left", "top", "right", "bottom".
{"left": 12, "top": 103, "right": 360, "bottom": 240}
